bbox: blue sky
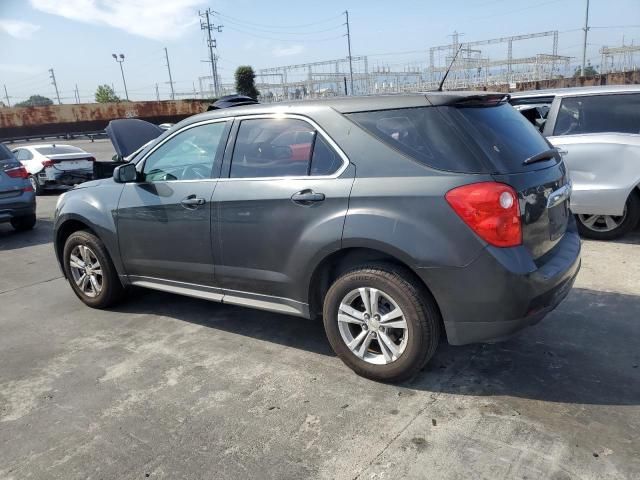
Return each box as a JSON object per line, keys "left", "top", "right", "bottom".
{"left": 1, "top": 0, "right": 639, "bottom": 104}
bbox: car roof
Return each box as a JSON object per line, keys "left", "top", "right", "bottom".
{"left": 510, "top": 84, "right": 640, "bottom": 99}
{"left": 182, "top": 91, "right": 507, "bottom": 123}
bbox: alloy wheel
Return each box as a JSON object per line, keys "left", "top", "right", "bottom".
{"left": 578, "top": 207, "right": 627, "bottom": 233}
{"left": 69, "top": 245, "right": 103, "bottom": 298}
{"left": 337, "top": 287, "right": 409, "bottom": 365}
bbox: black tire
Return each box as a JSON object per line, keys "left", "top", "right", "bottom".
{"left": 62, "top": 230, "right": 124, "bottom": 308}
{"left": 10, "top": 213, "right": 36, "bottom": 231}
{"left": 29, "top": 175, "right": 43, "bottom": 195}
{"left": 322, "top": 264, "right": 441, "bottom": 382}
{"left": 576, "top": 191, "right": 640, "bottom": 240}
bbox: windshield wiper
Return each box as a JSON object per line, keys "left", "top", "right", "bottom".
{"left": 523, "top": 148, "right": 558, "bottom": 165}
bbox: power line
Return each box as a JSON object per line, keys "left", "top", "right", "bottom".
{"left": 215, "top": 12, "right": 342, "bottom": 30}
{"left": 217, "top": 16, "right": 343, "bottom": 36}
{"left": 223, "top": 24, "right": 344, "bottom": 43}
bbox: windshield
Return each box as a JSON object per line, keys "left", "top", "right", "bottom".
{"left": 36, "top": 146, "right": 85, "bottom": 155}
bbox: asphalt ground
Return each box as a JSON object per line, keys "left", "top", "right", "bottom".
{"left": 0, "top": 140, "right": 639, "bottom": 479}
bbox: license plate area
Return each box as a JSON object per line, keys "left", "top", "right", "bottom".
{"left": 548, "top": 199, "right": 569, "bottom": 241}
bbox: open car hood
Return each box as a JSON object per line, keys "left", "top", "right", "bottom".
{"left": 106, "top": 119, "right": 164, "bottom": 159}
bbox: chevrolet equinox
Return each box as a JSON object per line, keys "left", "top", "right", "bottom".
{"left": 53, "top": 93, "right": 581, "bottom": 381}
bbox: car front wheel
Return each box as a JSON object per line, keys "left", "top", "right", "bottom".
{"left": 576, "top": 191, "right": 640, "bottom": 240}
{"left": 63, "top": 230, "right": 124, "bottom": 308}
{"left": 322, "top": 265, "right": 441, "bottom": 382}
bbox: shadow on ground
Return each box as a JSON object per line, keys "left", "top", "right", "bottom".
{"left": 0, "top": 218, "right": 54, "bottom": 250}
{"left": 113, "top": 286, "right": 640, "bottom": 407}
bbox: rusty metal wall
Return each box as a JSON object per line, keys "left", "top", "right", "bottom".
{"left": 0, "top": 100, "right": 210, "bottom": 140}
{"left": 515, "top": 70, "right": 640, "bottom": 91}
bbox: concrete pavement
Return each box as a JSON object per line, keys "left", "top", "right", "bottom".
{"left": 1, "top": 194, "right": 639, "bottom": 479}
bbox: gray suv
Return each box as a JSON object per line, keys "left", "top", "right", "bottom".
{"left": 54, "top": 93, "right": 581, "bottom": 381}
{"left": 0, "top": 143, "right": 36, "bottom": 231}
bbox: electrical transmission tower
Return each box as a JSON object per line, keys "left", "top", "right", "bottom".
{"left": 199, "top": 9, "right": 223, "bottom": 98}
{"left": 49, "top": 68, "right": 61, "bottom": 105}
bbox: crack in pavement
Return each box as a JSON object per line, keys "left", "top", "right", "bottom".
{"left": 351, "top": 346, "right": 482, "bottom": 480}
{"left": 0, "top": 276, "right": 63, "bottom": 295}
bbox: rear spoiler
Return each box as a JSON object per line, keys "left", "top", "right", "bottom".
{"left": 450, "top": 94, "right": 511, "bottom": 107}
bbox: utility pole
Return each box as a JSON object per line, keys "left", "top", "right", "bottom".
{"left": 3, "top": 84, "right": 10, "bottom": 107}
{"left": 581, "top": 0, "right": 590, "bottom": 76}
{"left": 49, "top": 68, "right": 61, "bottom": 104}
{"left": 344, "top": 10, "right": 354, "bottom": 95}
{"left": 112, "top": 53, "right": 129, "bottom": 101}
{"left": 164, "top": 47, "right": 175, "bottom": 100}
{"left": 199, "top": 9, "right": 223, "bottom": 98}
{"left": 155, "top": 83, "right": 160, "bottom": 101}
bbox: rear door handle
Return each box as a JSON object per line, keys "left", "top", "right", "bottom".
{"left": 291, "top": 190, "right": 325, "bottom": 205}
{"left": 181, "top": 195, "right": 206, "bottom": 208}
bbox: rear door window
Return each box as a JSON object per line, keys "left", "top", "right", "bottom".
{"left": 229, "top": 118, "right": 343, "bottom": 178}
{"left": 348, "top": 104, "right": 552, "bottom": 174}
{"left": 554, "top": 93, "right": 640, "bottom": 136}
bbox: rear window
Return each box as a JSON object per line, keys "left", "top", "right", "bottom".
{"left": 35, "top": 146, "right": 84, "bottom": 155}
{"left": 554, "top": 93, "right": 640, "bottom": 136}
{"left": 347, "top": 104, "right": 552, "bottom": 174}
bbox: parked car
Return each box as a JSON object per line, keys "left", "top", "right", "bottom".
{"left": 511, "top": 85, "right": 640, "bottom": 239}
{"left": 0, "top": 143, "right": 36, "bottom": 231}
{"left": 12, "top": 144, "right": 96, "bottom": 195}
{"left": 53, "top": 93, "right": 580, "bottom": 381}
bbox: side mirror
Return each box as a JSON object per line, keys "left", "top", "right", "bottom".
{"left": 113, "top": 163, "right": 138, "bottom": 183}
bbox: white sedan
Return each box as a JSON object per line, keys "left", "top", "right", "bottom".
{"left": 11, "top": 144, "right": 95, "bottom": 195}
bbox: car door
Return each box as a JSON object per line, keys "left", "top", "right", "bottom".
{"left": 545, "top": 93, "right": 640, "bottom": 216}
{"left": 117, "top": 119, "right": 231, "bottom": 288}
{"left": 212, "top": 115, "right": 354, "bottom": 313}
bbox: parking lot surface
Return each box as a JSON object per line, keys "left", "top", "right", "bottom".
{"left": 1, "top": 189, "right": 639, "bottom": 478}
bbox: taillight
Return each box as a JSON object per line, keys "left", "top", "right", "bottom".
{"left": 445, "top": 182, "right": 522, "bottom": 247}
{"left": 42, "top": 159, "right": 55, "bottom": 168}
{"left": 5, "top": 165, "right": 29, "bottom": 179}
{"left": 24, "top": 185, "right": 34, "bottom": 192}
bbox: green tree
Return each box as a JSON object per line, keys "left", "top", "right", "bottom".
{"left": 15, "top": 94, "right": 54, "bottom": 107}
{"left": 573, "top": 64, "right": 598, "bottom": 78}
{"left": 234, "top": 65, "right": 259, "bottom": 100}
{"left": 95, "top": 84, "right": 121, "bottom": 103}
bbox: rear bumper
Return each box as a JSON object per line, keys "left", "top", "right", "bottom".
{"left": 418, "top": 220, "right": 581, "bottom": 345}
{"left": 39, "top": 168, "right": 93, "bottom": 187}
{"left": 0, "top": 192, "right": 36, "bottom": 223}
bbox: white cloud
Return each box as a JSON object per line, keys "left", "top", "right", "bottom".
{"left": 29, "top": 0, "right": 204, "bottom": 41}
{"left": 0, "top": 19, "right": 41, "bottom": 39}
{"left": 272, "top": 44, "right": 304, "bottom": 57}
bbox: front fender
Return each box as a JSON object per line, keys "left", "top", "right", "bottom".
{"left": 54, "top": 181, "right": 125, "bottom": 277}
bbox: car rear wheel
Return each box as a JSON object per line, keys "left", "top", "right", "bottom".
{"left": 322, "top": 264, "right": 440, "bottom": 382}
{"left": 63, "top": 230, "right": 124, "bottom": 308}
{"left": 576, "top": 191, "right": 640, "bottom": 240}
{"left": 10, "top": 214, "right": 36, "bottom": 231}
{"left": 29, "top": 175, "right": 43, "bottom": 195}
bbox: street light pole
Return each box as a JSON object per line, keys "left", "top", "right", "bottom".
{"left": 112, "top": 53, "right": 129, "bottom": 101}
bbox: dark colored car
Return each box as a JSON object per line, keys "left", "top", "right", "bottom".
{"left": 0, "top": 143, "right": 36, "bottom": 231}
{"left": 53, "top": 93, "right": 580, "bottom": 381}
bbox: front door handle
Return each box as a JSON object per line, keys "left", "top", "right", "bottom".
{"left": 291, "top": 190, "right": 325, "bottom": 206}
{"left": 181, "top": 195, "right": 206, "bottom": 208}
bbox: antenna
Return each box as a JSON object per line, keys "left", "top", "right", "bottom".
{"left": 437, "top": 45, "right": 463, "bottom": 92}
